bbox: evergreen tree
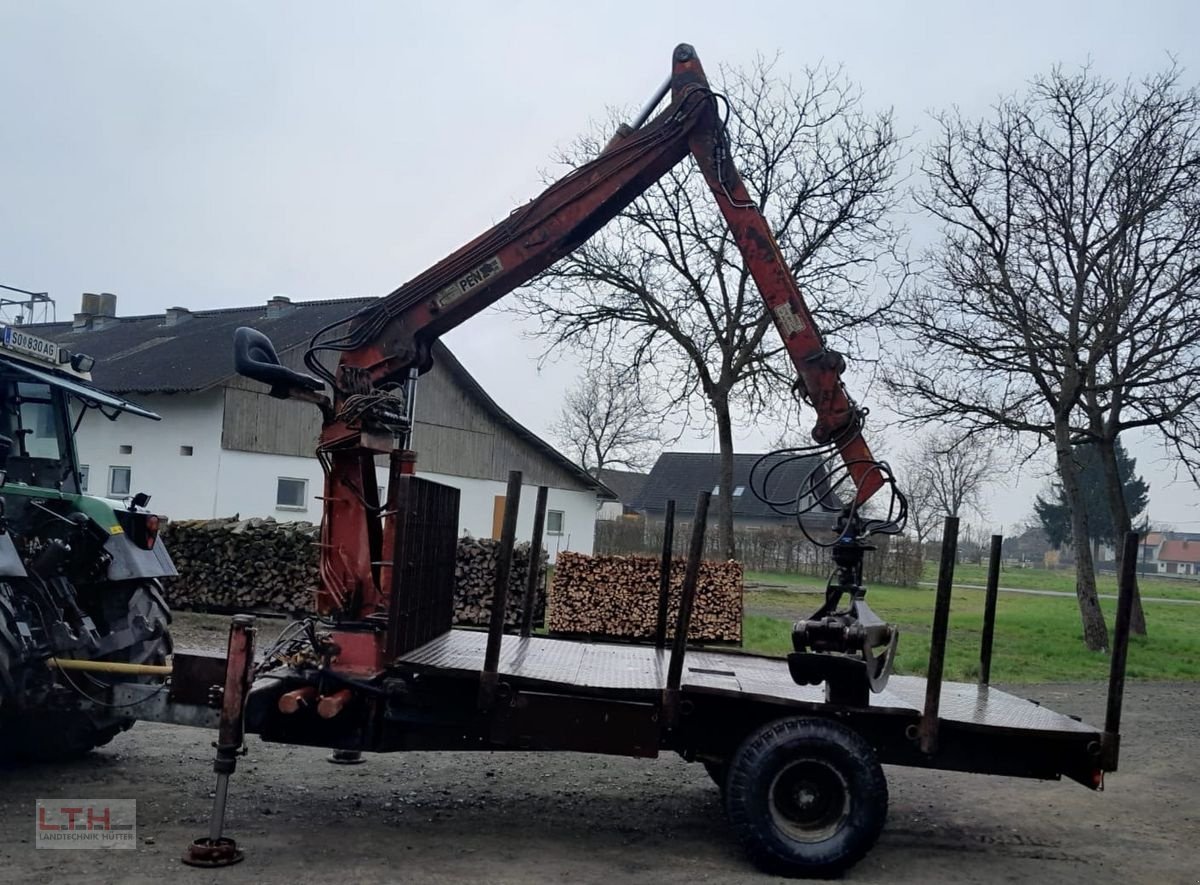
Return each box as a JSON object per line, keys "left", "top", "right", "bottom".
{"left": 1034, "top": 440, "right": 1149, "bottom": 548}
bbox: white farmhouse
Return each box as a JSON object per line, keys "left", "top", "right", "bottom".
{"left": 32, "top": 294, "right": 612, "bottom": 559}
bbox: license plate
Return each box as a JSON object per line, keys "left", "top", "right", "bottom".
{"left": 2, "top": 326, "right": 60, "bottom": 364}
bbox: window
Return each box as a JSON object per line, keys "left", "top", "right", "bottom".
{"left": 13, "top": 382, "right": 65, "bottom": 460}
{"left": 108, "top": 466, "right": 131, "bottom": 498}
{"left": 546, "top": 510, "right": 565, "bottom": 535}
{"left": 276, "top": 477, "right": 308, "bottom": 511}
{"left": 119, "top": 444, "right": 133, "bottom": 455}
{"left": 79, "top": 464, "right": 89, "bottom": 493}
{"left": 180, "top": 445, "right": 194, "bottom": 457}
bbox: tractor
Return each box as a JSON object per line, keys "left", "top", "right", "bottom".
{"left": 0, "top": 323, "right": 174, "bottom": 760}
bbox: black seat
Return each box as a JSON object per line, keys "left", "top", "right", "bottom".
{"left": 233, "top": 327, "right": 324, "bottom": 397}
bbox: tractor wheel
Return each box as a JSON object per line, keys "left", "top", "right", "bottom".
{"left": 725, "top": 717, "right": 887, "bottom": 878}
{"left": 1, "top": 583, "right": 172, "bottom": 762}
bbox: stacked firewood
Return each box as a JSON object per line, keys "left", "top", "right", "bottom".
{"left": 453, "top": 537, "right": 547, "bottom": 629}
{"left": 162, "top": 517, "right": 320, "bottom": 613}
{"left": 548, "top": 552, "right": 743, "bottom": 642}
{"left": 160, "top": 519, "right": 547, "bottom": 626}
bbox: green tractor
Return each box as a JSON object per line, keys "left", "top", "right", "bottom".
{"left": 0, "top": 324, "right": 174, "bottom": 760}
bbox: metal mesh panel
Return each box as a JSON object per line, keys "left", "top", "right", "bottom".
{"left": 385, "top": 476, "right": 461, "bottom": 657}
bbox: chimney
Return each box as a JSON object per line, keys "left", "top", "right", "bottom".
{"left": 266, "top": 294, "right": 294, "bottom": 318}
{"left": 74, "top": 292, "right": 100, "bottom": 330}
{"left": 92, "top": 292, "right": 119, "bottom": 329}
{"left": 165, "top": 306, "right": 192, "bottom": 326}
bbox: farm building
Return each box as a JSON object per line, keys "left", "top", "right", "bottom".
{"left": 29, "top": 294, "right": 612, "bottom": 558}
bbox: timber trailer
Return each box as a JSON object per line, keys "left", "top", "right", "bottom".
{"left": 72, "top": 45, "right": 1132, "bottom": 878}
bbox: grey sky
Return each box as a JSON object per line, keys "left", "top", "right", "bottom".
{"left": 3, "top": 1, "right": 1199, "bottom": 532}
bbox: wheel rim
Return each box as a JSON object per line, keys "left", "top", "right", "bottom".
{"left": 767, "top": 757, "right": 851, "bottom": 843}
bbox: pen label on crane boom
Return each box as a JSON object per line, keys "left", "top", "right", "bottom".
{"left": 432, "top": 256, "right": 505, "bottom": 311}
{"left": 772, "top": 301, "right": 806, "bottom": 337}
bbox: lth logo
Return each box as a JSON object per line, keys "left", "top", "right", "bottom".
{"left": 38, "top": 805, "right": 117, "bottom": 830}
{"left": 35, "top": 799, "right": 136, "bottom": 849}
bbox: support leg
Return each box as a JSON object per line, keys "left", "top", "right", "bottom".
{"left": 182, "top": 614, "right": 256, "bottom": 868}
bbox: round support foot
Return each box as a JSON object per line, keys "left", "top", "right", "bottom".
{"left": 327, "top": 749, "right": 365, "bottom": 765}
{"left": 182, "top": 837, "right": 244, "bottom": 867}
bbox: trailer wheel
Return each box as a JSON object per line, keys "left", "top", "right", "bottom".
{"left": 725, "top": 717, "right": 887, "bottom": 878}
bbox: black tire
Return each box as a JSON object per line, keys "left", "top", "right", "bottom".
{"left": 1, "top": 583, "right": 172, "bottom": 762}
{"left": 725, "top": 717, "right": 887, "bottom": 878}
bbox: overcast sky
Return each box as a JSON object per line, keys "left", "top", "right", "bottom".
{"left": 3, "top": 1, "right": 1199, "bottom": 533}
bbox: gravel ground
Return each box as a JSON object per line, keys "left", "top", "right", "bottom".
{"left": 0, "top": 616, "right": 1195, "bottom": 883}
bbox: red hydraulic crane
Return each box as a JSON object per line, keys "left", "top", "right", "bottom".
{"left": 235, "top": 43, "right": 887, "bottom": 672}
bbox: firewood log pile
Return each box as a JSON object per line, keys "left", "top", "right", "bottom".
{"left": 162, "top": 517, "right": 320, "bottom": 614}
{"left": 161, "top": 519, "right": 547, "bottom": 626}
{"left": 547, "top": 552, "right": 743, "bottom": 642}
{"left": 453, "top": 537, "right": 547, "bottom": 629}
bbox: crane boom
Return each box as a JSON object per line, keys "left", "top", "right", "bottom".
{"left": 236, "top": 44, "right": 883, "bottom": 621}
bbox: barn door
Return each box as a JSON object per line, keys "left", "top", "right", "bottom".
{"left": 492, "top": 495, "right": 506, "bottom": 539}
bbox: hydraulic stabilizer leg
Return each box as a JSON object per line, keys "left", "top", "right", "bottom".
{"left": 182, "top": 614, "right": 256, "bottom": 868}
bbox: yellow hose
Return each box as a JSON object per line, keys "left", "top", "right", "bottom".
{"left": 47, "top": 658, "right": 173, "bottom": 676}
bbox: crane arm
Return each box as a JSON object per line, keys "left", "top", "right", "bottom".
{"left": 237, "top": 44, "right": 883, "bottom": 619}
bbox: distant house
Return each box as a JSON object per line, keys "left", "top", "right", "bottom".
{"left": 1154, "top": 537, "right": 1200, "bottom": 576}
{"left": 32, "top": 293, "right": 613, "bottom": 559}
{"left": 630, "top": 452, "right": 839, "bottom": 531}
{"left": 1002, "top": 526, "right": 1052, "bottom": 565}
{"left": 596, "top": 468, "right": 649, "bottom": 520}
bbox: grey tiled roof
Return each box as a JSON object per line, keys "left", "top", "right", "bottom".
{"left": 631, "top": 451, "right": 840, "bottom": 521}
{"left": 28, "top": 298, "right": 376, "bottom": 394}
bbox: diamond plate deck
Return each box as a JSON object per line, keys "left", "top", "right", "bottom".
{"left": 396, "top": 630, "right": 1096, "bottom": 735}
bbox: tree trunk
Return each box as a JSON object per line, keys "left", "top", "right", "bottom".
{"left": 1055, "top": 421, "right": 1109, "bottom": 651}
{"left": 1096, "top": 437, "right": 1147, "bottom": 635}
{"left": 714, "top": 396, "right": 737, "bottom": 561}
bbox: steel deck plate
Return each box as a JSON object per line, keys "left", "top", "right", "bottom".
{"left": 397, "top": 630, "right": 1096, "bottom": 735}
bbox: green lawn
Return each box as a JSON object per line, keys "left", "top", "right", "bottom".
{"left": 739, "top": 585, "right": 1200, "bottom": 683}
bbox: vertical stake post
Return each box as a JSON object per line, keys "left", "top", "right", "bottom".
{"left": 520, "top": 486, "right": 549, "bottom": 638}
{"left": 664, "top": 491, "right": 710, "bottom": 725}
{"left": 979, "top": 534, "right": 1003, "bottom": 686}
{"left": 654, "top": 499, "right": 677, "bottom": 649}
{"left": 480, "top": 470, "right": 522, "bottom": 710}
{"left": 919, "top": 516, "right": 958, "bottom": 755}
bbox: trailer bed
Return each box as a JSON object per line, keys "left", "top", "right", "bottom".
{"left": 397, "top": 628, "right": 1097, "bottom": 739}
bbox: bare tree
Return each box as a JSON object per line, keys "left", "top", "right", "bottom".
{"left": 551, "top": 361, "right": 661, "bottom": 476}
{"left": 900, "top": 430, "right": 996, "bottom": 553}
{"left": 883, "top": 65, "right": 1200, "bottom": 650}
{"left": 518, "top": 57, "right": 905, "bottom": 559}
{"left": 1068, "top": 64, "right": 1200, "bottom": 634}
{"left": 897, "top": 452, "right": 939, "bottom": 552}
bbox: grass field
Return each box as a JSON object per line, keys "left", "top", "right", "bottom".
{"left": 739, "top": 584, "right": 1200, "bottom": 683}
